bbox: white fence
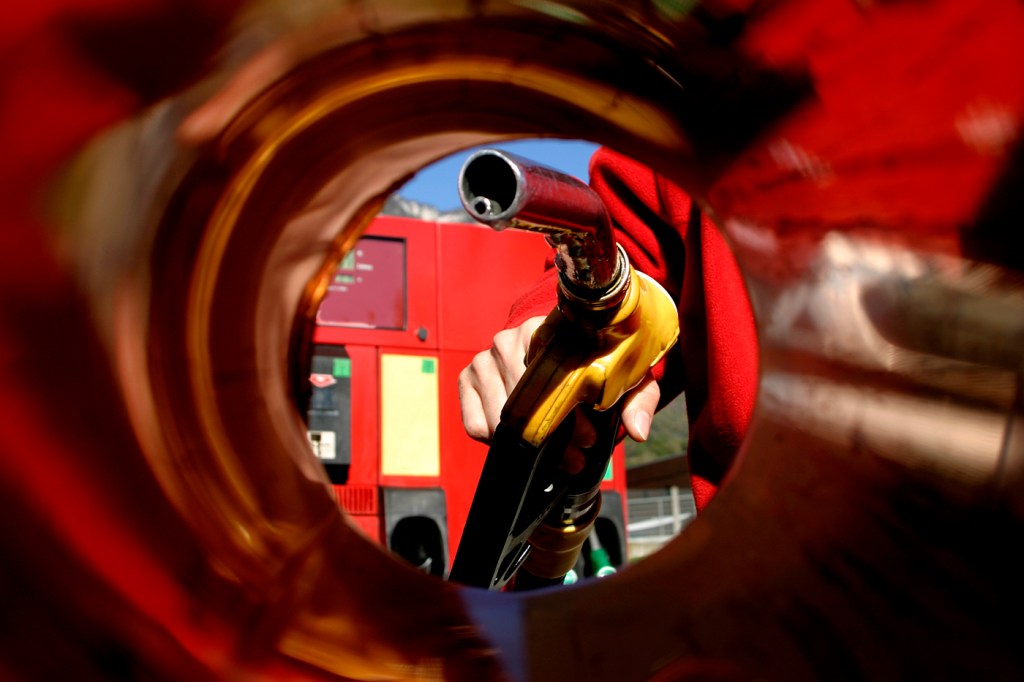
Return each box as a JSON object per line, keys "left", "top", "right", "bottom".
{"left": 626, "top": 486, "right": 696, "bottom": 560}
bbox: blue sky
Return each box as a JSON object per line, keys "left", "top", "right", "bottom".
{"left": 396, "top": 138, "right": 599, "bottom": 212}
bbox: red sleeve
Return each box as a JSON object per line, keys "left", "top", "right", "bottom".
{"left": 592, "top": 149, "right": 756, "bottom": 509}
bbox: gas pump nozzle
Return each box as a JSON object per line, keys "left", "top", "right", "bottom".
{"left": 459, "top": 148, "right": 628, "bottom": 312}
{"left": 449, "top": 149, "right": 679, "bottom": 591}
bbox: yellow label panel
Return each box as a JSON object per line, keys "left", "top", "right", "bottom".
{"left": 380, "top": 353, "right": 440, "bottom": 477}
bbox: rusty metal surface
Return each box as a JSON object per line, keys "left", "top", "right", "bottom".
{"left": 2, "top": 0, "right": 1023, "bottom": 679}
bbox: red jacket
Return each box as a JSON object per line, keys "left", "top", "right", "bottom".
{"left": 505, "top": 147, "right": 759, "bottom": 511}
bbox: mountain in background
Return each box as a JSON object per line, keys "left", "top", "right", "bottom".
{"left": 382, "top": 194, "right": 472, "bottom": 223}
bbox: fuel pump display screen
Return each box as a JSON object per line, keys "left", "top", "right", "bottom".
{"left": 317, "top": 237, "right": 406, "bottom": 329}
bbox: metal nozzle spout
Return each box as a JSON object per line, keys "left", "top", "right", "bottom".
{"left": 458, "top": 148, "right": 625, "bottom": 304}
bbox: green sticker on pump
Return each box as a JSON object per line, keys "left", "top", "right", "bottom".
{"left": 422, "top": 358, "right": 436, "bottom": 374}
{"left": 333, "top": 358, "right": 351, "bottom": 378}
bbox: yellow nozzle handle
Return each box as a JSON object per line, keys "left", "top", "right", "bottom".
{"left": 501, "top": 267, "right": 680, "bottom": 447}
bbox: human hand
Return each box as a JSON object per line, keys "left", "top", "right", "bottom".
{"left": 458, "top": 315, "right": 661, "bottom": 473}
